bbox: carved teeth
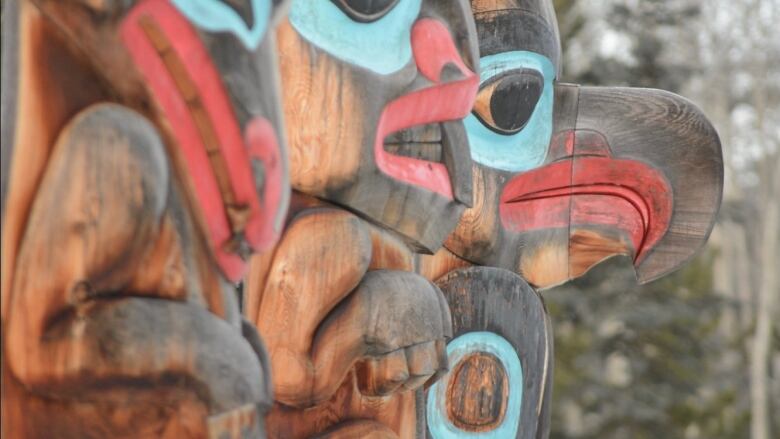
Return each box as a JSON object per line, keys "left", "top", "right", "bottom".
{"left": 383, "top": 123, "right": 444, "bottom": 162}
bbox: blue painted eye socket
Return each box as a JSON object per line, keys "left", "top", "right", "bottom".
{"left": 427, "top": 332, "right": 523, "bottom": 438}
{"left": 171, "top": 0, "right": 272, "bottom": 50}
{"left": 465, "top": 51, "right": 556, "bottom": 173}
{"left": 289, "top": 0, "right": 422, "bottom": 75}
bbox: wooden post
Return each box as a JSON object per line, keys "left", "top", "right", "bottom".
{"left": 1, "top": 1, "right": 290, "bottom": 437}
{"left": 245, "top": 1, "right": 481, "bottom": 437}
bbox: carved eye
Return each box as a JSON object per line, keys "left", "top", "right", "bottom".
{"left": 331, "top": 0, "right": 400, "bottom": 22}
{"left": 473, "top": 69, "right": 544, "bottom": 135}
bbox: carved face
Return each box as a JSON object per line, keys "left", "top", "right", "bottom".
{"left": 279, "top": 0, "right": 480, "bottom": 252}
{"left": 446, "top": 0, "right": 723, "bottom": 288}
{"left": 15, "top": 0, "right": 293, "bottom": 281}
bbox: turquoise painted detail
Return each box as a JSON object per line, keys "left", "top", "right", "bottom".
{"left": 171, "top": 0, "right": 271, "bottom": 50}
{"left": 289, "top": 0, "right": 422, "bottom": 75}
{"left": 427, "top": 332, "right": 523, "bottom": 438}
{"left": 466, "top": 51, "right": 556, "bottom": 172}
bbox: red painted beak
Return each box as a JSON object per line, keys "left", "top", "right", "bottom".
{"left": 501, "top": 85, "right": 722, "bottom": 284}
{"left": 500, "top": 130, "right": 673, "bottom": 265}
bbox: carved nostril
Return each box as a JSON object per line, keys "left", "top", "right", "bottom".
{"left": 439, "top": 63, "right": 466, "bottom": 83}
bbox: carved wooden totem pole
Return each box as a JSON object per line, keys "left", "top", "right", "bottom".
{"left": 423, "top": 1, "right": 724, "bottom": 438}
{"left": 1, "top": 0, "right": 291, "bottom": 437}
{"left": 243, "top": 1, "right": 481, "bottom": 437}
{"left": 0, "top": 0, "right": 725, "bottom": 437}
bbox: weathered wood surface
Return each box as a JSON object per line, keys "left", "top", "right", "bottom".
{"left": 426, "top": 267, "right": 553, "bottom": 438}
{"left": 247, "top": 1, "right": 482, "bottom": 437}
{"left": 280, "top": 0, "right": 479, "bottom": 253}
{"left": 421, "top": 2, "right": 723, "bottom": 439}
{"left": 1, "top": 1, "right": 290, "bottom": 437}
{"left": 245, "top": 202, "right": 453, "bottom": 438}
{"left": 445, "top": 0, "right": 723, "bottom": 289}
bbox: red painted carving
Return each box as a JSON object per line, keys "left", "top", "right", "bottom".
{"left": 374, "top": 18, "right": 478, "bottom": 199}
{"left": 499, "top": 129, "right": 673, "bottom": 263}
{"left": 122, "top": 0, "right": 280, "bottom": 281}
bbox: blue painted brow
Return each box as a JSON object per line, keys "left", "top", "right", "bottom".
{"left": 171, "top": 0, "right": 271, "bottom": 50}
{"left": 289, "top": 0, "right": 422, "bottom": 75}
{"left": 427, "top": 331, "right": 523, "bottom": 438}
{"left": 466, "top": 51, "right": 556, "bottom": 172}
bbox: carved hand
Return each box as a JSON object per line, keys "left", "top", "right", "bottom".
{"left": 251, "top": 208, "right": 452, "bottom": 408}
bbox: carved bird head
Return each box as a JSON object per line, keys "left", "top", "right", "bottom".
{"left": 445, "top": 0, "right": 723, "bottom": 289}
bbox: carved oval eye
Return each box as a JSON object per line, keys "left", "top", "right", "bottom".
{"left": 332, "top": 0, "right": 400, "bottom": 22}
{"left": 473, "top": 69, "right": 544, "bottom": 135}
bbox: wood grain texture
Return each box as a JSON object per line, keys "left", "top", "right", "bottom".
{"left": 277, "top": 0, "right": 479, "bottom": 253}
{"left": 265, "top": 371, "right": 418, "bottom": 439}
{"left": 245, "top": 199, "right": 470, "bottom": 437}
{"left": 3, "top": 104, "right": 269, "bottom": 438}
{"left": 446, "top": 83, "right": 722, "bottom": 290}
{"left": 2, "top": 1, "right": 291, "bottom": 436}
{"left": 427, "top": 267, "right": 553, "bottom": 438}
{"left": 253, "top": 3, "right": 480, "bottom": 436}
{"left": 574, "top": 86, "right": 723, "bottom": 283}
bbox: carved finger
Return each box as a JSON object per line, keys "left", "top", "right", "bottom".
{"left": 401, "top": 341, "right": 438, "bottom": 391}
{"left": 355, "top": 349, "right": 409, "bottom": 397}
{"left": 425, "top": 339, "right": 451, "bottom": 389}
{"left": 310, "top": 270, "right": 448, "bottom": 404}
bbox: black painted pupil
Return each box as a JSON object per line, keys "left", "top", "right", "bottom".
{"left": 336, "top": 0, "right": 398, "bottom": 21}
{"left": 220, "top": 0, "right": 255, "bottom": 28}
{"left": 489, "top": 71, "right": 543, "bottom": 133}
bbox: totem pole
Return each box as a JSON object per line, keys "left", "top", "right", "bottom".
{"left": 1, "top": 0, "right": 290, "bottom": 437}
{"left": 243, "top": 1, "right": 481, "bottom": 437}
{"left": 423, "top": 1, "right": 724, "bottom": 438}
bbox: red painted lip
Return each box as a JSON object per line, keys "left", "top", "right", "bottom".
{"left": 499, "top": 157, "right": 673, "bottom": 263}
{"left": 373, "top": 18, "right": 478, "bottom": 200}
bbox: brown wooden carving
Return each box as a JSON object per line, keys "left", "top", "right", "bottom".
{"left": 422, "top": 1, "right": 723, "bottom": 438}
{"left": 446, "top": 1, "right": 724, "bottom": 290}
{"left": 426, "top": 267, "right": 554, "bottom": 439}
{"left": 1, "top": 1, "right": 290, "bottom": 437}
{"left": 244, "top": 1, "right": 482, "bottom": 437}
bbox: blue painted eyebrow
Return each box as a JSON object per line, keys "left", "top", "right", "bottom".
{"left": 465, "top": 51, "right": 557, "bottom": 173}
{"left": 171, "top": 0, "right": 271, "bottom": 50}
{"left": 288, "top": 0, "right": 422, "bottom": 75}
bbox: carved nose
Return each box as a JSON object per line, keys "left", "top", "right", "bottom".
{"left": 411, "top": 18, "right": 475, "bottom": 84}
{"left": 547, "top": 129, "right": 613, "bottom": 162}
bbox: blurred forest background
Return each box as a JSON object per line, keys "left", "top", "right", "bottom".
{"left": 547, "top": 1, "right": 780, "bottom": 438}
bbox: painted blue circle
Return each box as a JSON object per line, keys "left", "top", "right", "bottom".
{"left": 466, "top": 51, "right": 556, "bottom": 172}
{"left": 289, "top": 0, "right": 422, "bottom": 75}
{"left": 427, "top": 332, "right": 523, "bottom": 438}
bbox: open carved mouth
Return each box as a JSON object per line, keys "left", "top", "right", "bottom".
{"left": 373, "top": 62, "right": 478, "bottom": 204}
{"left": 379, "top": 118, "right": 472, "bottom": 206}
{"left": 384, "top": 123, "right": 443, "bottom": 163}
{"left": 499, "top": 156, "right": 673, "bottom": 264}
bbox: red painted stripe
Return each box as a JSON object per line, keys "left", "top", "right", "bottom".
{"left": 244, "top": 117, "right": 283, "bottom": 251}
{"left": 121, "top": 0, "right": 278, "bottom": 281}
{"left": 500, "top": 156, "right": 672, "bottom": 263}
{"left": 374, "top": 18, "right": 478, "bottom": 199}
